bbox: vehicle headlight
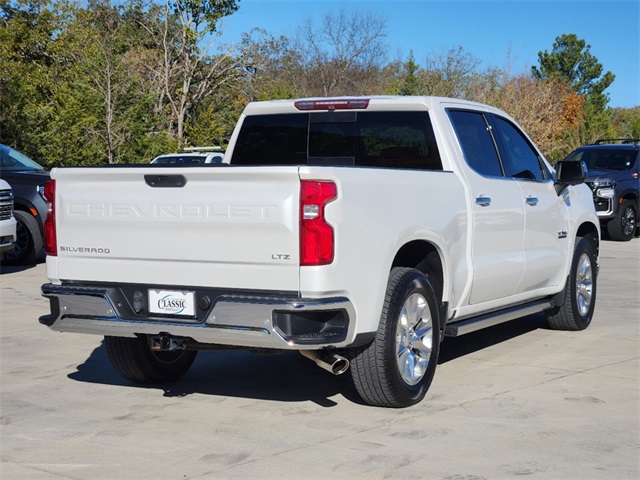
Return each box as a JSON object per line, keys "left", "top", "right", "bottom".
{"left": 596, "top": 188, "right": 615, "bottom": 198}
{"left": 38, "top": 184, "right": 46, "bottom": 201}
{"left": 593, "top": 180, "right": 616, "bottom": 198}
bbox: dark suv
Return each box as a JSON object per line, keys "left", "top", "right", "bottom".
{"left": 563, "top": 139, "right": 639, "bottom": 241}
{"left": 0, "top": 144, "right": 50, "bottom": 264}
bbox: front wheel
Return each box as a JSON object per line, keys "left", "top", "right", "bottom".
{"left": 2, "top": 210, "right": 42, "bottom": 265}
{"left": 349, "top": 268, "right": 441, "bottom": 408}
{"left": 607, "top": 200, "right": 636, "bottom": 241}
{"left": 546, "top": 236, "right": 597, "bottom": 331}
{"left": 104, "top": 335, "right": 197, "bottom": 383}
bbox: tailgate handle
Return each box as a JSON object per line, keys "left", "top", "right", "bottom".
{"left": 144, "top": 175, "right": 187, "bottom": 188}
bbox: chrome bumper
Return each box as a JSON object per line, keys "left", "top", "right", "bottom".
{"left": 40, "top": 283, "right": 355, "bottom": 349}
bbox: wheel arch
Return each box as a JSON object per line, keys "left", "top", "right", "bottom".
{"left": 391, "top": 241, "right": 444, "bottom": 298}
{"left": 12, "top": 198, "right": 45, "bottom": 233}
{"left": 390, "top": 240, "right": 448, "bottom": 332}
{"left": 620, "top": 191, "right": 638, "bottom": 208}
{"left": 576, "top": 221, "right": 600, "bottom": 261}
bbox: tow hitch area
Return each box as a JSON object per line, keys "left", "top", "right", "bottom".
{"left": 150, "top": 334, "right": 186, "bottom": 351}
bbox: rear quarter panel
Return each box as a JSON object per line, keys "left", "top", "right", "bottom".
{"left": 299, "top": 166, "right": 468, "bottom": 335}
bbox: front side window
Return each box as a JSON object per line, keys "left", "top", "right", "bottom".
{"left": 492, "top": 117, "right": 546, "bottom": 181}
{"left": 448, "top": 110, "right": 503, "bottom": 177}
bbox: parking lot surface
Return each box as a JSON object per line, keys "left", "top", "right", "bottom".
{"left": 1, "top": 240, "right": 638, "bottom": 479}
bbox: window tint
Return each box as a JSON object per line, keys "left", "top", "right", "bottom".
{"left": 355, "top": 112, "right": 441, "bottom": 169}
{"left": 231, "top": 111, "right": 442, "bottom": 170}
{"left": 492, "top": 116, "right": 545, "bottom": 181}
{"left": 309, "top": 121, "right": 356, "bottom": 158}
{"left": 231, "top": 114, "right": 308, "bottom": 165}
{"left": 449, "top": 110, "right": 503, "bottom": 177}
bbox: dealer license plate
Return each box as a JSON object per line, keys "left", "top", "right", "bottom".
{"left": 149, "top": 290, "right": 196, "bottom": 317}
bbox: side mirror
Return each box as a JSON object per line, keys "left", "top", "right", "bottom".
{"left": 555, "top": 160, "right": 587, "bottom": 194}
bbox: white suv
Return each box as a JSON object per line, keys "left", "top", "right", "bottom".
{"left": 151, "top": 147, "right": 224, "bottom": 165}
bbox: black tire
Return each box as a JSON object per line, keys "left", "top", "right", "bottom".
{"left": 546, "top": 236, "right": 597, "bottom": 331}
{"left": 607, "top": 200, "right": 636, "bottom": 242}
{"left": 104, "top": 335, "right": 197, "bottom": 383}
{"left": 2, "top": 210, "right": 42, "bottom": 265}
{"left": 349, "top": 267, "right": 441, "bottom": 408}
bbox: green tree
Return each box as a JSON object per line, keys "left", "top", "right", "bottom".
{"left": 532, "top": 34, "right": 615, "bottom": 143}
{"left": 399, "top": 50, "right": 420, "bottom": 96}
{"left": 532, "top": 34, "right": 614, "bottom": 97}
{"left": 0, "top": 0, "right": 59, "bottom": 163}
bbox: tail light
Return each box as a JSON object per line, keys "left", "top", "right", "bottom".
{"left": 43, "top": 179, "right": 57, "bottom": 256}
{"left": 300, "top": 180, "right": 337, "bottom": 266}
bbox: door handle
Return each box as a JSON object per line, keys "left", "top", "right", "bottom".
{"left": 526, "top": 197, "right": 539, "bottom": 206}
{"left": 475, "top": 196, "right": 491, "bottom": 207}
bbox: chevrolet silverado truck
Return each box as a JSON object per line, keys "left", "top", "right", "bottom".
{"left": 40, "top": 97, "right": 600, "bottom": 408}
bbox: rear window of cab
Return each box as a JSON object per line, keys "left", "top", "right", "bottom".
{"left": 231, "top": 111, "right": 443, "bottom": 171}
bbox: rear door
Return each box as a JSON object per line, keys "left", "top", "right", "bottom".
{"left": 54, "top": 166, "right": 301, "bottom": 291}
{"left": 448, "top": 109, "right": 526, "bottom": 304}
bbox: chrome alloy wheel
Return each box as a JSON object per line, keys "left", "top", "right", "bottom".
{"left": 395, "top": 292, "right": 433, "bottom": 386}
{"left": 576, "top": 252, "right": 593, "bottom": 316}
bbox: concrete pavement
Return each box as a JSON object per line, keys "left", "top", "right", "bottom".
{"left": 1, "top": 239, "right": 638, "bottom": 479}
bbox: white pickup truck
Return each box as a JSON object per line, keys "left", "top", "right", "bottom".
{"left": 40, "top": 96, "right": 599, "bottom": 407}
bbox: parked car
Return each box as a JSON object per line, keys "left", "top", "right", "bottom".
{"left": 0, "top": 144, "right": 50, "bottom": 264}
{"left": 0, "top": 179, "right": 17, "bottom": 255}
{"left": 151, "top": 146, "right": 224, "bottom": 165}
{"left": 562, "top": 139, "right": 639, "bottom": 241}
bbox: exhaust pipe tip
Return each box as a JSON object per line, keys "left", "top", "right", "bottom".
{"left": 300, "top": 350, "right": 349, "bottom": 375}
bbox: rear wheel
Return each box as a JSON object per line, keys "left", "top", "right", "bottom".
{"left": 607, "top": 200, "right": 636, "bottom": 241}
{"left": 104, "top": 335, "right": 197, "bottom": 383}
{"left": 349, "top": 268, "right": 441, "bottom": 408}
{"left": 2, "top": 210, "right": 42, "bottom": 265}
{"left": 546, "top": 236, "right": 597, "bottom": 331}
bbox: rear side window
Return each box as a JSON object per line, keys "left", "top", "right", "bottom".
{"left": 448, "top": 110, "right": 503, "bottom": 177}
{"left": 231, "top": 111, "right": 442, "bottom": 170}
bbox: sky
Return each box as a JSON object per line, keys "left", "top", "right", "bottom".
{"left": 217, "top": 0, "right": 640, "bottom": 108}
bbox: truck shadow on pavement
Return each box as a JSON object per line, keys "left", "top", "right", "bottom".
{"left": 68, "top": 313, "right": 548, "bottom": 407}
{"left": 438, "top": 312, "right": 548, "bottom": 363}
{"left": 69, "top": 345, "right": 362, "bottom": 407}
{"left": 0, "top": 257, "right": 45, "bottom": 274}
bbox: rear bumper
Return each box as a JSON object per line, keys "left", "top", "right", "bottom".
{"left": 40, "top": 283, "right": 355, "bottom": 349}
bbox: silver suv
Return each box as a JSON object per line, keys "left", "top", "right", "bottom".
{"left": 0, "top": 179, "right": 17, "bottom": 255}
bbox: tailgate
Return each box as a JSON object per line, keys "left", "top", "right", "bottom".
{"left": 52, "top": 166, "right": 301, "bottom": 291}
